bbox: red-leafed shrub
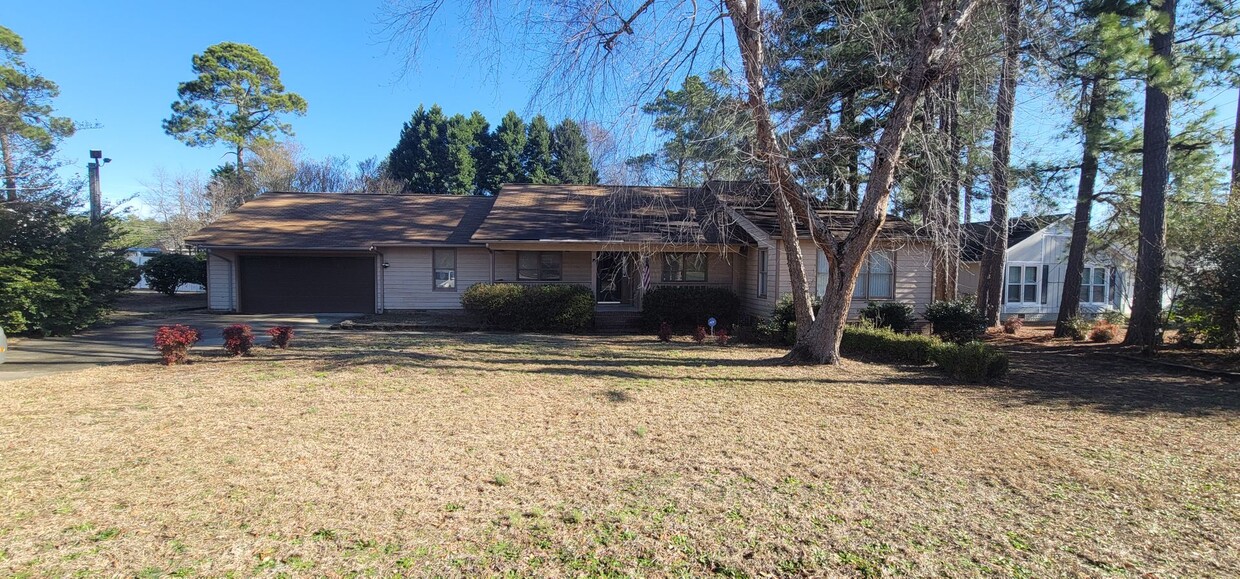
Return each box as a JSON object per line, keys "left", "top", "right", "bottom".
{"left": 1089, "top": 320, "right": 1117, "bottom": 343}
{"left": 267, "top": 326, "right": 294, "bottom": 349}
{"left": 1002, "top": 315, "right": 1024, "bottom": 334}
{"left": 657, "top": 321, "right": 673, "bottom": 342}
{"left": 715, "top": 329, "right": 731, "bottom": 346}
{"left": 222, "top": 324, "right": 254, "bottom": 356}
{"left": 692, "top": 326, "right": 708, "bottom": 344}
{"left": 154, "top": 324, "right": 200, "bottom": 365}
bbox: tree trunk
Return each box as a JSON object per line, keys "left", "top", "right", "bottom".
{"left": 977, "top": 0, "right": 1022, "bottom": 326}
{"left": 1055, "top": 75, "right": 1108, "bottom": 337}
{"left": 725, "top": 0, "right": 815, "bottom": 336}
{"left": 963, "top": 159, "right": 974, "bottom": 221}
{"left": 933, "top": 73, "right": 962, "bottom": 301}
{"left": 1231, "top": 87, "right": 1239, "bottom": 205}
{"left": 1, "top": 132, "right": 16, "bottom": 202}
{"left": 1124, "top": 0, "right": 1177, "bottom": 352}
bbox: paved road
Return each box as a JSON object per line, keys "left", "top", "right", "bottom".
{"left": 0, "top": 311, "right": 349, "bottom": 382}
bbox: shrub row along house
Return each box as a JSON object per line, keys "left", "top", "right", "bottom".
{"left": 186, "top": 181, "right": 1131, "bottom": 324}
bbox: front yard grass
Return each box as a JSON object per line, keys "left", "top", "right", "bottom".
{"left": 0, "top": 332, "right": 1236, "bottom": 577}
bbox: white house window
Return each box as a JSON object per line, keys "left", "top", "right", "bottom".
{"left": 757, "top": 250, "right": 769, "bottom": 298}
{"left": 853, "top": 251, "right": 895, "bottom": 300}
{"left": 1081, "top": 267, "right": 1107, "bottom": 303}
{"left": 433, "top": 249, "right": 456, "bottom": 290}
{"left": 662, "top": 253, "right": 708, "bottom": 282}
{"left": 518, "top": 251, "right": 562, "bottom": 281}
{"left": 816, "top": 248, "right": 830, "bottom": 296}
{"left": 1007, "top": 265, "right": 1038, "bottom": 303}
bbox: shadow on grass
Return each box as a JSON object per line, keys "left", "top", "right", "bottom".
{"left": 182, "top": 330, "right": 1240, "bottom": 417}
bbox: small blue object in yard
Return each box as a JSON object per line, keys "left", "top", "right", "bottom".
{"left": 707, "top": 317, "right": 717, "bottom": 336}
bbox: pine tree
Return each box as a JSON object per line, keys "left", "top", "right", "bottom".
{"left": 443, "top": 112, "right": 486, "bottom": 194}
{"left": 550, "top": 119, "right": 597, "bottom": 184}
{"left": 522, "top": 115, "right": 557, "bottom": 184}
{"left": 479, "top": 111, "right": 526, "bottom": 194}
{"left": 387, "top": 104, "right": 447, "bottom": 192}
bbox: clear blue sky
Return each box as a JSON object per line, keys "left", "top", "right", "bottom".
{"left": 6, "top": 1, "right": 1237, "bottom": 219}
{"left": 6, "top": 1, "right": 543, "bottom": 209}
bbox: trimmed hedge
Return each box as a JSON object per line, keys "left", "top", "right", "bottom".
{"left": 461, "top": 283, "right": 594, "bottom": 333}
{"left": 923, "top": 297, "right": 986, "bottom": 344}
{"left": 839, "top": 325, "right": 1009, "bottom": 382}
{"left": 143, "top": 253, "right": 206, "bottom": 296}
{"left": 928, "top": 341, "right": 1010, "bottom": 383}
{"left": 640, "top": 286, "right": 741, "bottom": 332}
{"left": 840, "top": 325, "right": 935, "bottom": 365}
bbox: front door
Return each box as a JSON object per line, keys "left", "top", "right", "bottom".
{"left": 596, "top": 252, "right": 626, "bottom": 303}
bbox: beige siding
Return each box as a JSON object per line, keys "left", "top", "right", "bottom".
{"left": 382, "top": 247, "right": 491, "bottom": 310}
{"left": 764, "top": 239, "right": 936, "bottom": 319}
{"left": 492, "top": 250, "right": 592, "bottom": 285}
{"left": 957, "top": 262, "right": 980, "bottom": 297}
{"left": 740, "top": 246, "right": 777, "bottom": 318}
{"left": 207, "top": 251, "right": 237, "bottom": 312}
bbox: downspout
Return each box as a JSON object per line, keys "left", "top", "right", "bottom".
{"left": 489, "top": 247, "right": 496, "bottom": 282}
{"left": 370, "top": 246, "right": 386, "bottom": 314}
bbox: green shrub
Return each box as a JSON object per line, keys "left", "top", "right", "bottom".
{"left": 461, "top": 283, "right": 594, "bottom": 332}
{"left": 840, "top": 325, "right": 936, "bottom": 365}
{"left": 0, "top": 206, "right": 140, "bottom": 336}
{"left": 1061, "top": 316, "right": 1091, "bottom": 341}
{"left": 923, "top": 297, "right": 986, "bottom": 344}
{"left": 640, "top": 286, "right": 741, "bottom": 332}
{"left": 753, "top": 294, "right": 822, "bottom": 345}
{"left": 142, "top": 253, "right": 206, "bottom": 296}
{"left": 859, "top": 301, "right": 917, "bottom": 333}
{"left": 928, "top": 342, "right": 1009, "bottom": 383}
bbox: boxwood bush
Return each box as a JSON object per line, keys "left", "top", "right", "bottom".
{"left": 928, "top": 341, "right": 1010, "bottom": 383}
{"left": 840, "top": 325, "right": 935, "bottom": 365}
{"left": 859, "top": 301, "right": 917, "bottom": 333}
{"left": 640, "top": 286, "right": 741, "bottom": 332}
{"left": 923, "top": 297, "right": 987, "bottom": 343}
{"left": 461, "top": 283, "right": 594, "bottom": 332}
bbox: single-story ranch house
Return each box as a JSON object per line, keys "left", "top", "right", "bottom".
{"left": 186, "top": 181, "right": 935, "bottom": 321}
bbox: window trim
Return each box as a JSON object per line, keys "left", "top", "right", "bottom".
{"left": 517, "top": 251, "right": 563, "bottom": 281}
{"left": 432, "top": 248, "right": 457, "bottom": 291}
{"left": 1080, "top": 266, "right": 1108, "bottom": 304}
{"left": 661, "top": 252, "right": 709, "bottom": 283}
{"left": 756, "top": 249, "right": 769, "bottom": 298}
{"left": 1005, "top": 263, "right": 1040, "bottom": 304}
{"left": 852, "top": 249, "right": 896, "bottom": 300}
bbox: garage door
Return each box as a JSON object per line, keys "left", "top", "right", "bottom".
{"left": 239, "top": 255, "right": 375, "bottom": 313}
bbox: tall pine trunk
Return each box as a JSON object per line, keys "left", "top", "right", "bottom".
{"left": 1055, "top": 75, "right": 1108, "bottom": 336}
{"left": 934, "top": 73, "right": 962, "bottom": 301}
{"left": 1124, "top": 0, "right": 1177, "bottom": 351}
{"left": 977, "top": 0, "right": 1022, "bottom": 326}
{"left": 1, "top": 133, "right": 16, "bottom": 202}
{"left": 1231, "top": 88, "right": 1239, "bottom": 205}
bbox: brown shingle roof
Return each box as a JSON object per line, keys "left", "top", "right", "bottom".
{"left": 707, "top": 180, "right": 920, "bottom": 239}
{"left": 470, "top": 183, "right": 739, "bottom": 245}
{"left": 186, "top": 192, "right": 496, "bottom": 249}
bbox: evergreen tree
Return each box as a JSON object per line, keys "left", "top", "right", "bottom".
{"left": 522, "top": 115, "right": 557, "bottom": 184}
{"left": 636, "top": 72, "right": 754, "bottom": 187}
{"left": 1, "top": 25, "right": 76, "bottom": 202}
{"left": 551, "top": 119, "right": 598, "bottom": 184}
{"left": 387, "top": 104, "right": 447, "bottom": 192}
{"left": 444, "top": 112, "right": 487, "bottom": 194}
{"left": 479, "top": 111, "right": 527, "bottom": 194}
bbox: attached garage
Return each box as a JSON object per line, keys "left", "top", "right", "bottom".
{"left": 238, "top": 255, "right": 375, "bottom": 314}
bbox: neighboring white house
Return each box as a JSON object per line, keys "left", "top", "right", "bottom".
{"left": 957, "top": 215, "right": 1133, "bottom": 322}
{"left": 125, "top": 248, "right": 206, "bottom": 293}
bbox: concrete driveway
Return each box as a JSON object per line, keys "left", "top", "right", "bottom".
{"left": 0, "top": 301, "right": 350, "bottom": 382}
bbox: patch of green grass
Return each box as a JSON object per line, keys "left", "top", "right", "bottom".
{"left": 89, "top": 527, "right": 120, "bottom": 542}
{"left": 491, "top": 473, "right": 512, "bottom": 487}
{"left": 561, "top": 509, "right": 584, "bottom": 524}
{"left": 444, "top": 502, "right": 463, "bottom": 512}
{"left": 310, "top": 528, "right": 337, "bottom": 541}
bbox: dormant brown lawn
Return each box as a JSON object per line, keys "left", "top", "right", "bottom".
{"left": 1, "top": 332, "right": 1236, "bottom": 577}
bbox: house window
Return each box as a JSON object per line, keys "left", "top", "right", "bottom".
{"left": 853, "top": 250, "right": 895, "bottom": 300}
{"left": 518, "top": 251, "right": 562, "bottom": 281}
{"left": 433, "top": 249, "right": 456, "bottom": 290}
{"left": 1006, "top": 265, "right": 1038, "bottom": 303}
{"left": 1081, "top": 267, "right": 1107, "bottom": 303}
{"left": 757, "top": 250, "right": 769, "bottom": 298}
{"left": 662, "top": 253, "right": 708, "bottom": 282}
{"left": 816, "top": 248, "right": 830, "bottom": 296}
